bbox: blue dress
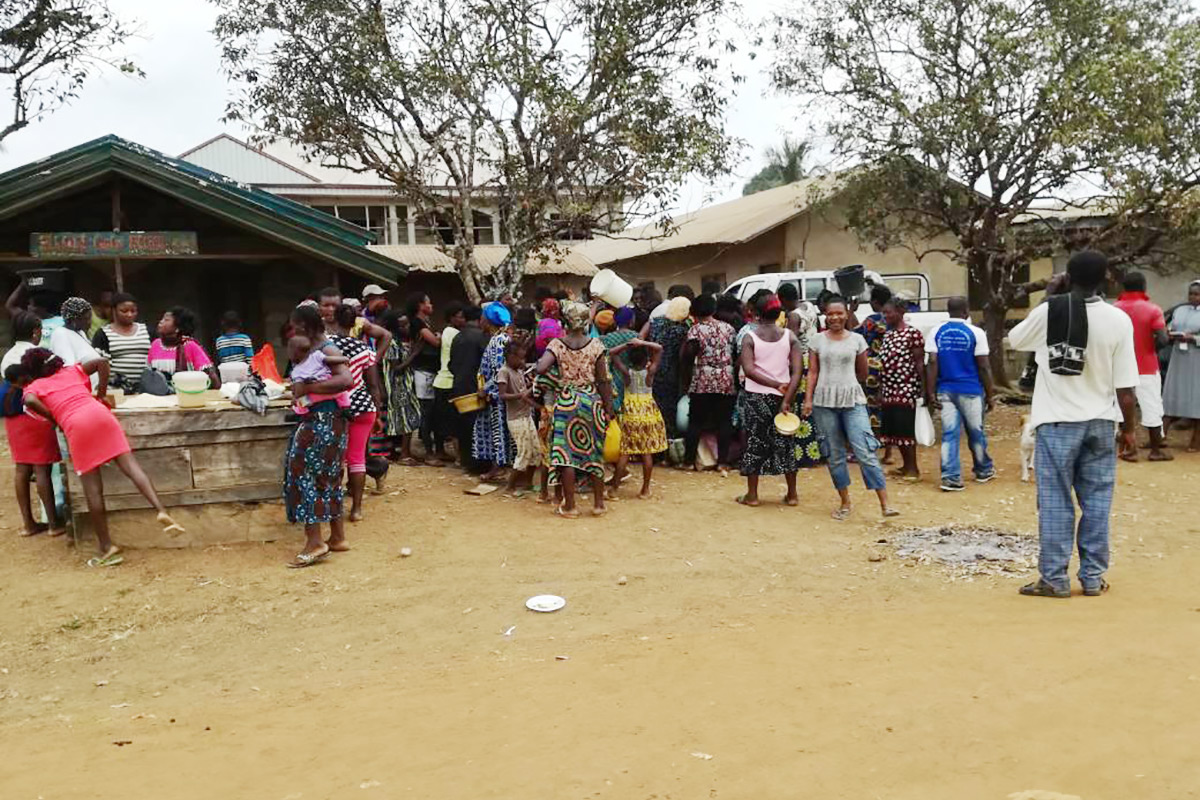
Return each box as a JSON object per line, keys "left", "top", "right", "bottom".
{"left": 472, "top": 331, "right": 515, "bottom": 465}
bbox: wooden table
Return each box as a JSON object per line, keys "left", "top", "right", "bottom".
{"left": 64, "top": 399, "right": 295, "bottom": 546}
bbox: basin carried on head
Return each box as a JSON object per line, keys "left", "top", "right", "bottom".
{"left": 590, "top": 269, "right": 633, "bottom": 308}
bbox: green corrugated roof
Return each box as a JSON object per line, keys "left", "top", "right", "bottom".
{"left": 0, "top": 135, "right": 405, "bottom": 284}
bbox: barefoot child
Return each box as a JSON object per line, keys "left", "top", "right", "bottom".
{"left": 606, "top": 339, "right": 667, "bottom": 499}
{"left": 497, "top": 340, "right": 539, "bottom": 495}
{"left": 1, "top": 364, "right": 64, "bottom": 537}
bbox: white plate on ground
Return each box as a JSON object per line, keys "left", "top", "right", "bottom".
{"left": 526, "top": 594, "right": 566, "bottom": 613}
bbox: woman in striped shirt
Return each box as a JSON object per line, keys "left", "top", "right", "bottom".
{"left": 90, "top": 293, "right": 151, "bottom": 389}
{"left": 329, "top": 302, "right": 385, "bottom": 525}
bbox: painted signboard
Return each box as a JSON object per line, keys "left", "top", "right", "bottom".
{"left": 30, "top": 231, "right": 199, "bottom": 258}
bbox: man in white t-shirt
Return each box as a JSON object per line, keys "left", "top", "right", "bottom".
{"left": 1007, "top": 251, "right": 1138, "bottom": 598}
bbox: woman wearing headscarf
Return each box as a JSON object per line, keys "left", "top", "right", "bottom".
{"left": 473, "top": 302, "right": 516, "bottom": 481}
{"left": 599, "top": 306, "right": 638, "bottom": 412}
{"left": 648, "top": 296, "right": 691, "bottom": 440}
{"left": 536, "top": 298, "right": 565, "bottom": 357}
{"left": 20, "top": 347, "right": 184, "bottom": 566}
{"left": 536, "top": 301, "right": 614, "bottom": 517}
{"left": 1163, "top": 280, "right": 1200, "bottom": 449}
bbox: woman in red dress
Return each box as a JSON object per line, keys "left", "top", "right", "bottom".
{"left": 20, "top": 348, "right": 184, "bottom": 567}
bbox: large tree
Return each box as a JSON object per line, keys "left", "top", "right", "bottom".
{"left": 0, "top": 0, "right": 138, "bottom": 144}
{"left": 773, "top": 0, "right": 1200, "bottom": 382}
{"left": 215, "top": 0, "right": 740, "bottom": 303}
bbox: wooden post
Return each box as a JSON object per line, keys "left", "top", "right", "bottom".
{"left": 111, "top": 180, "right": 124, "bottom": 292}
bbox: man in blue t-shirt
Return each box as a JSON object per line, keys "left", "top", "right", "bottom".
{"left": 925, "top": 296, "right": 995, "bottom": 491}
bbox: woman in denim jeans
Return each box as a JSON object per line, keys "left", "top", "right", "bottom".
{"left": 803, "top": 298, "right": 899, "bottom": 520}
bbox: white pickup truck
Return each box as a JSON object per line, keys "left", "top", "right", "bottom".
{"left": 724, "top": 269, "right": 950, "bottom": 337}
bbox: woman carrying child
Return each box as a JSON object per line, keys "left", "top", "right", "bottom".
{"left": 284, "top": 304, "right": 352, "bottom": 567}
{"left": 605, "top": 338, "right": 667, "bottom": 499}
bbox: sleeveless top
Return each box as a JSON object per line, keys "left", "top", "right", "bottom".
{"left": 744, "top": 329, "right": 791, "bottom": 396}
{"left": 627, "top": 368, "right": 651, "bottom": 395}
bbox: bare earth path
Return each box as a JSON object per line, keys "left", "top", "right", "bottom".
{"left": 2, "top": 407, "right": 1198, "bottom": 799}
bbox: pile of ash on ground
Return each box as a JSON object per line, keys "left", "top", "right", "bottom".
{"left": 887, "top": 524, "right": 1038, "bottom": 578}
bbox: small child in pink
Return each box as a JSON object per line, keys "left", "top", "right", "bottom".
{"left": 288, "top": 335, "right": 350, "bottom": 414}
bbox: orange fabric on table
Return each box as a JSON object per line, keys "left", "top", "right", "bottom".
{"left": 24, "top": 365, "right": 130, "bottom": 474}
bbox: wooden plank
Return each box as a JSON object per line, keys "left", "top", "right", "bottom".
{"left": 88, "top": 482, "right": 283, "bottom": 512}
{"left": 65, "top": 447, "right": 194, "bottom": 503}
{"left": 190, "top": 440, "right": 288, "bottom": 490}
{"left": 125, "top": 425, "right": 293, "bottom": 451}
{"left": 115, "top": 407, "right": 293, "bottom": 437}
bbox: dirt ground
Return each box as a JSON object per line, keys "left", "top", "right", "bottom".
{"left": 2, "top": 405, "right": 1199, "bottom": 799}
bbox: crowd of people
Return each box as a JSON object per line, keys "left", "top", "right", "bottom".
{"left": 3, "top": 254, "right": 1195, "bottom": 585}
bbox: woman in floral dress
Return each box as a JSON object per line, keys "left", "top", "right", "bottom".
{"left": 878, "top": 297, "right": 927, "bottom": 481}
{"left": 384, "top": 313, "right": 423, "bottom": 464}
{"left": 536, "top": 301, "right": 614, "bottom": 518}
{"left": 473, "top": 303, "right": 516, "bottom": 481}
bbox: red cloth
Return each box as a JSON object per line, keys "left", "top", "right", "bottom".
{"left": 25, "top": 365, "right": 129, "bottom": 474}
{"left": 5, "top": 413, "right": 60, "bottom": 465}
{"left": 1114, "top": 292, "right": 1166, "bottom": 375}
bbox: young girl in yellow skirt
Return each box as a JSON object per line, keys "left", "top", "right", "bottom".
{"left": 606, "top": 339, "right": 667, "bottom": 499}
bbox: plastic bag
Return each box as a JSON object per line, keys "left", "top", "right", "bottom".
{"left": 603, "top": 420, "right": 622, "bottom": 463}
{"left": 914, "top": 400, "right": 936, "bottom": 447}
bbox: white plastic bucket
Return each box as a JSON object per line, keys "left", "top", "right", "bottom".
{"left": 173, "top": 371, "right": 209, "bottom": 394}
{"left": 590, "top": 269, "right": 633, "bottom": 308}
{"left": 218, "top": 361, "right": 249, "bottom": 384}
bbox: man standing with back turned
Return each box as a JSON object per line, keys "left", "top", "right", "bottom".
{"left": 926, "top": 296, "right": 996, "bottom": 491}
{"left": 1007, "top": 251, "right": 1139, "bottom": 598}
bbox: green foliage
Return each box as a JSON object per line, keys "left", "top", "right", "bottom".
{"left": 215, "top": 0, "right": 741, "bottom": 302}
{"left": 742, "top": 137, "right": 812, "bottom": 195}
{"left": 773, "top": 0, "right": 1200, "bottom": 380}
{"left": 0, "top": 0, "right": 140, "bottom": 143}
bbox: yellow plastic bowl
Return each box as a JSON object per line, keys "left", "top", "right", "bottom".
{"left": 451, "top": 393, "right": 485, "bottom": 413}
{"left": 774, "top": 412, "right": 801, "bottom": 437}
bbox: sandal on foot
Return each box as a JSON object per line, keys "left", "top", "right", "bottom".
{"left": 19, "top": 523, "right": 49, "bottom": 537}
{"left": 554, "top": 505, "right": 580, "bottom": 519}
{"left": 288, "top": 546, "right": 330, "bottom": 568}
{"left": 783, "top": 496, "right": 800, "bottom": 506}
{"left": 1018, "top": 579, "right": 1070, "bottom": 598}
{"left": 831, "top": 507, "right": 852, "bottom": 521}
{"left": 87, "top": 548, "right": 124, "bottom": 568}
{"left": 1082, "top": 579, "right": 1110, "bottom": 597}
{"left": 157, "top": 512, "right": 186, "bottom": 535}
{"left": 735, "top": 494, "right": 760, "bottom": 507}
{"left": 881, "top": 507, "right": 901, "bottom": 518}
{"left": 591, "top": 507, "right": 608, "bottom": 517}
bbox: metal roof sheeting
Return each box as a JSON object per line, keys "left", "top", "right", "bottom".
{"left": 0, "top": 135, "right": 406, "bottom": 284}
{"left": 369, "top": 244, "right": 597, "bottom": 276}
{"left": 579, "top": 174, "right": 839, "bottom": 265}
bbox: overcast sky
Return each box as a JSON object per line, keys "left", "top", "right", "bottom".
{"left": 0, "top": 0, "right": 802, "bottom": 213}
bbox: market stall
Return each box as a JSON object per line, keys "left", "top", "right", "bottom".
{"left": 63, "top": 393, "right": 294, "bottom": 547}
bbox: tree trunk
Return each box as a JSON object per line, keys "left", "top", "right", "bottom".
{"left": 455, "top": 242, "right": 483, "bottom": 305}
{"left": 981, "top": 300, "right": 1011, "bottom": 387}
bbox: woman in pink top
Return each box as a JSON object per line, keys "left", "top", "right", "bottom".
{"left": 21, "top": 349, "right": 184, "bottom": 567}
{"left": 736, "top": 293, "right": 803, "bottom": 507}
{"left": 147, "top": 306, "right": 221, "bottom": 389}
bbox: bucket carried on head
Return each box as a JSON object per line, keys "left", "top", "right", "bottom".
{"left": 590, "top": 269, "right": 633, "bottom": 308}
{"left": 834, "top": 264, "right": 866, "bottom": 299}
